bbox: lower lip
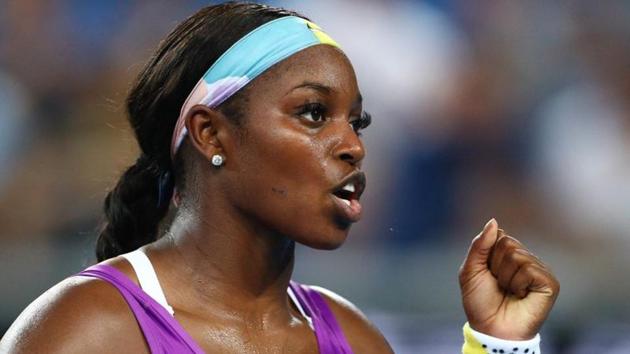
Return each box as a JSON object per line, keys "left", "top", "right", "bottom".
{"left": 331, "top": 195, "right": 363, "bottom": 223}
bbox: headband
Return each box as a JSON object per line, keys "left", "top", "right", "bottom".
{"left": 170, "top": 16, "right": 340, "bottom": 158}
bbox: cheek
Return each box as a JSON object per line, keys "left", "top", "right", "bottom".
{"left": 228, "top": 124, "right": 347, "bottom": 244}
{"left": 241, "top": 124, "right": 330, "bottom": 193}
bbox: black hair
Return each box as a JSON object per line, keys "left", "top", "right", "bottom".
{"left": 96, "top": 2, "right": 304, "bottom": 262}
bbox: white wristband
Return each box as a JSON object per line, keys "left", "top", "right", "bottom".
{"left": 463, "top": 322, "right": 541, "bottom": 354}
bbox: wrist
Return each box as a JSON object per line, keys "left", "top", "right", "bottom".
{"left": 468, "top": 321, "right": 538, "bottom": 341}
{"left": 462, "top": 322, "right": 541, "bottom": 354}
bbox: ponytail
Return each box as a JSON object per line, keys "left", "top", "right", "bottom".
{"left": 95, "top": 155, "right": 173, "bottom": 261}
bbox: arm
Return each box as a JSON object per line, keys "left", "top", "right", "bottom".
{"left": 311, "top": 286, "right": 395, "bottom": 354}
{"left": 0, "top": 276, "right": 148, "bottom": 354}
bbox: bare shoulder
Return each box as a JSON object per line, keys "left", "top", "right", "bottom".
{"left": 0, "top": 273, "right": 148, "bottom": 354}
{"left": 310, "top": 286, "right": 394, "bottom": 354}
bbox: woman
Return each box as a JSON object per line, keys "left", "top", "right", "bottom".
{"left": 0, "top": 3, "right": 559, "bottom": 353}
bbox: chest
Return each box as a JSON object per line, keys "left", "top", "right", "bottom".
{"left": 175, "top": 313, "right": 321, "bottom": 354}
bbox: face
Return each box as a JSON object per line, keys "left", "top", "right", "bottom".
{"left": 222, "top": 45, "right": 367, "bottom": 249}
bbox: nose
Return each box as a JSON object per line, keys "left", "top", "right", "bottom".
{"left": 333, "top": 122, "right": 366, "bottom": 166}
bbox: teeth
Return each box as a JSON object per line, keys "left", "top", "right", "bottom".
{"left": 340, "top": 199, "right": 351, "bottom": 207}
{"left": 342, "top": 183, "right": 355, "bottom": 193}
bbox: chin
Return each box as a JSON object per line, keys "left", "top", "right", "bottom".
{"left": 302, "top": 225, "right": 352, "bottom": 250}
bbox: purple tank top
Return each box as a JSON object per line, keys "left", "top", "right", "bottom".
{"left": 77, "top": 264, "right": 353, "bottom": 354}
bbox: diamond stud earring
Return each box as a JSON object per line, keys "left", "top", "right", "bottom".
{"left": 211, "top": 154, "right": 224, "bottom": 167}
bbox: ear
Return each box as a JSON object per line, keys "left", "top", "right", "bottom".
{"left": 184, "top": 105, "right": 232, "bottom": 162}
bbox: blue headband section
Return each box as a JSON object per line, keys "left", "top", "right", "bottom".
{"left": 171, "top": 16, "right": 341, "bottom": 156}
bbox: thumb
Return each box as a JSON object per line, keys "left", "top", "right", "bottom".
{"left": 460, "top": 219, "right": 499, "bottom": 274}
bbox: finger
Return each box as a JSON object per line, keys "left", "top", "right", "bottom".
{"left": 509, "top": 262, "right": 559, "bottom": 299}
{"left": 488, "top": 232, "right": 519, "bottom": 278}
{"left": 488, "top": 229, "right": 505, "bottom": 273}
{"left": 489, "top": 232, "right": 549, "bottom": 275}
{"left": 499, "top": 236, "right": 549, "bottom": 270}
{"left": 460, "top": 218, "right": 499, "bottom": 275}
{"left": 489, "top": 234, "right": 551, "bottom": 290}
{"left": 495, "top": 248, "right": 534, "bottom": 291}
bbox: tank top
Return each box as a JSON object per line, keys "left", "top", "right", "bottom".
{"left": 76, "top": 250, "right": 353, "bottom": 354}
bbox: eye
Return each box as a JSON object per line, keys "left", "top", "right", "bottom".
{"left": 297, "top": 103, "right": 328, "bottom": 123}
{"left": 349, "top": 111, "right": 372, "bottom": 135}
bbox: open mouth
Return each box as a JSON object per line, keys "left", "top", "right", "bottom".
{"left": 332, "top": 183, "right": 358, "bottom": 206}
{"left": 330, "top": 172, "right": 366, "bottom": 223}
{"left": 331, "top": 172, "right": 366, "bottom": 205}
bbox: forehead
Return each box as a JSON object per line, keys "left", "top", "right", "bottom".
{"left": 247, "top": 45, "right": 359, "bottom": 97}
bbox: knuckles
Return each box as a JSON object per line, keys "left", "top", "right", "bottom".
{"left": 504, "top": 247, "right": 529, "bottom": 265}
{"left": 496, "top": 235, "right": 522, "bottom": 252}
{"left": 543, "top": 271, "right": 561, "bottom": 297}
{"left": 520, "top": 262, "right": 539, "bottom": 274}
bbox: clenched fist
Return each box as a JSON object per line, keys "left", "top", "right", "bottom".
{"left": 459, "top": 219, "right": 560, "bottom": 340}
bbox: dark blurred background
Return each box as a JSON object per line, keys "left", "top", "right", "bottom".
{"left": 2, "top": 1, "right": 630, "bottom": 352}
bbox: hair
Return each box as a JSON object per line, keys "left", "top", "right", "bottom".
{"left": 96, "top": 2, "right": 304, "bottom": 262}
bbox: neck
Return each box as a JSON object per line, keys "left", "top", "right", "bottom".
{"left": 147, "top": 201, "right": 297, "bottom": 324}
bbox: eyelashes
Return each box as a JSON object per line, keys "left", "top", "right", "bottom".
{"left": 351, "top": 111, "right": 372, "bottom": 135}
{"left": 296, "top": 102, "right": 372, "bottom": 135}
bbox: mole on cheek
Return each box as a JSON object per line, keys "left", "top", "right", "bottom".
{"left": 271, "top": 187, "right": 288, "bottom": 197}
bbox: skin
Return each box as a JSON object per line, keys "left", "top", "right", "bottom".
{"left": 1, "top": 44, "right": 558, "bottom": 353}
{"left": 459, "top": 219, "right": 560, "bottom": 340}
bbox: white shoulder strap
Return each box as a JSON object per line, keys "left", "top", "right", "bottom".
{"left": 287, "top": 286, "right": 313, "bottom": 329}
{"left": 122, "top": 249, "right": 175, "bottom": 316}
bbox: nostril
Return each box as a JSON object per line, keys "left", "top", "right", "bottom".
{"left": 340, "top": 153, "right": 356, "bottom": 163}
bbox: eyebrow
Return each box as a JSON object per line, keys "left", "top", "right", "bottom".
{"left": 292, "top": 81, "right": 332, "bottom": 95}
{"left": 290, "top": 81, "right": 363, "bottom": 105}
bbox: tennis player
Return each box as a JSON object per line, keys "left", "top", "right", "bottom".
{"left": 0, "top": 3, "right": 558, "bottom": 353}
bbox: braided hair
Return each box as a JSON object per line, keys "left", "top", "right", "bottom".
{"left": 96, "top": 2, "right": 304, "bottom": 261}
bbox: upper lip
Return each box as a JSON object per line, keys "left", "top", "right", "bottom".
{"left": 331, "top": 171, "right": 367, "bottom": 200}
